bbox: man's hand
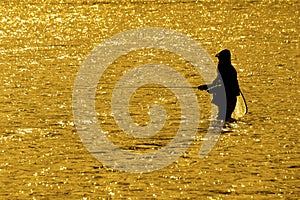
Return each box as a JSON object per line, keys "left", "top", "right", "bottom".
{"left": 198, "top": 85, "right": 208, "bottom": 91}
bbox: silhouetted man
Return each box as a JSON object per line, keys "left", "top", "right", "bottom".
{"left": 198, "top": 49, "right": 240, "bottom": 122}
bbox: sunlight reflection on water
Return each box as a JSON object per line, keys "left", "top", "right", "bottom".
{"left": 0, "top": 0, "right": 299, "bottom": 199}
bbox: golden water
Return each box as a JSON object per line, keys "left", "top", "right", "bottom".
{"left": 0, "top": 0, "right": 299, "bottom": 199}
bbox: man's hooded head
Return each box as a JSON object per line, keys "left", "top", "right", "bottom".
{"left": 216, "top": 49, "right": 231, "bottom": 63}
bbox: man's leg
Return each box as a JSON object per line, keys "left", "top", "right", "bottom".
{"left": 226, "top": 96, "right": 237, "bottom": 121}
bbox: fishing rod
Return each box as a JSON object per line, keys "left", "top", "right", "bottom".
{"left": 113, "top": 84, "right": 248, "bottom": 116}
{"left": 114, "top": 86, "right": 199, "bottom": 89}
{"left": 114, "top": 84, "right": 222, "bottom": 89}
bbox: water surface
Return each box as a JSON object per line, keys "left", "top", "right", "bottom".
{"left": 0, "top": 0, "right": 299, "bottom": 199}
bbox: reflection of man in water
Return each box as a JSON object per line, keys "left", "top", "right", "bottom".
{"left": 198, "top": 49, "right": 240, "bottom": 122}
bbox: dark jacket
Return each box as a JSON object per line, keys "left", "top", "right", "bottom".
{"left": 207, "top": 62, "right": 240, "bottom": 106}
{"left": 198, "top": 49, "right": 240, "bottom": 105}
{"left": 217, "top": 62, "right": 240, "bottom": 98}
